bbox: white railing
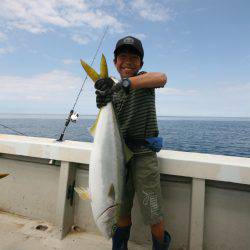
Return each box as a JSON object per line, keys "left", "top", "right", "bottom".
{"left": 0, "top": 134, "right": 250, "bottom": 250}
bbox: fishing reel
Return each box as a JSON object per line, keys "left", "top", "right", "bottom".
{"left": 70, "top": 112, "right": 79, "bottom": 123}
{"left": 57, "top": 110, "right": 79, "bottom": 142}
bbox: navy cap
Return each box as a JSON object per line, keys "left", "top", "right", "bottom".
{"left": 114, "top": 36, "right": 144, "bottom": 60}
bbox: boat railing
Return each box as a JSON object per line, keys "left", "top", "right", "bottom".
{"left": 0, "top": 134, "right": 250, "bottom": 250}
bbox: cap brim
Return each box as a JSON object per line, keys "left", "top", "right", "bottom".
{"left": 114, "top": 44, "right": 142, "bottom": 58}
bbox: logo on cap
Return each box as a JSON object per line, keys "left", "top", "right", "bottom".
{"left": 123, "top": 37, "right": 134, "bottom": 44}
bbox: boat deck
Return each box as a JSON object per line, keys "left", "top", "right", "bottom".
{"left": 0, "top": 211, "right": 149, "bottom": 250}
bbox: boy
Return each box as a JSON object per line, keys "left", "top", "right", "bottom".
{"left": 95, "top": 36, "right": 171, "bottom": 250}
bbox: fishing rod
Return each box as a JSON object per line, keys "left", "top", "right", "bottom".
{"left": 0, "top": 123, "right": 27, "bottom": 136}
{"left": 57, "top": 26, "right": 109, "bottom": 142}
{"left": 0, "top": 27, "right": 108, "bottom": 140}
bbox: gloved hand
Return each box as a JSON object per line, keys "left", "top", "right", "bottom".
{"left": 95, "top": 78, "right": 114, "bottom": 109}
{"left": 95, "top": 77, "right": 131, "bottom": 95}
{"left": 95, "top": 77, "right": 131, "bottom": 108}
{"left": 96, "top": 91, "right": 112, "bottom": 109}
{"left": 95, "top": 77, "right": 114, "bottom": 91}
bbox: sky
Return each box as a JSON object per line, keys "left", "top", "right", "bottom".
{"left": 0, "top": 0, "right": 249, "bottom": 117}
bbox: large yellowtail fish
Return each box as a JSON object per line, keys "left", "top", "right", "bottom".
{"left": 75, "top": 54, "right": 132, "bottom": 238}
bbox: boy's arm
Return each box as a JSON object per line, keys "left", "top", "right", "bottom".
{"left": 129, "top": 72, "right": 167, "bottom": 89}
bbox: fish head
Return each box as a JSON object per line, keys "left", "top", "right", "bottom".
{"left": 96, "top": 204, "right": 119, "bottom": 238}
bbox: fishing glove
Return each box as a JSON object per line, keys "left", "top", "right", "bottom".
{"left": 95, "top": 78, "right": 114, "bottom": 91}
{"left": 95, "top": 78, "right": 115, "bottom": 109}
{"left": 95, "top": 77, "right": 131, "bottom": 95}
{"left": 96, "top": 91, "right": 112, "bottom": 109}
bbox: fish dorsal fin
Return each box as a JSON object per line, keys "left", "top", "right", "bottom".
{"left": 74, "top": 186, "right": 91, "bottom": 201}
{"left": 0, "top": 173, "right": 9, "bottom": 179}
{"left": 80, "top": 59, "right": 100, "bottom": 83}
{"left": 108, "top": 183, "right": 115, "bottom": 200}
{"left": 100, "top": 54, "right": 108, "bottom": 78}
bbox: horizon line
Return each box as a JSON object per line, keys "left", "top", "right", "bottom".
{"left": 0, "top": 113, "right": 249, "bottom": 119}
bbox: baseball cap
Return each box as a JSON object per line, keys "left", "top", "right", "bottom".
{"left": 114, "top": 36, "right": 144, "bottom": 60}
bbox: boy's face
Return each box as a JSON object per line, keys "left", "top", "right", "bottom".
{"left": 114, "top": 48, "right": 143, "bottom": 78}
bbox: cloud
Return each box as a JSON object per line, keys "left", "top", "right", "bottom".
{"left": 217, "top": 82, "right": 250, "bottom": 100}
{"left": 0, "top": 46, "right": 14, "bottom": 55}
{"left": 0, "top": 31, "right": 7, "bottom": 41}
{"left": 130, "top": 33, "right": 147, "bottom": 40}
{"left": 0, "top": 70, "right": 99, "bottom": 114}
{"left": 0, "top": 70, "right": 86, "bottom": 101}
{"left": 0, "top": 0, "right": 125, "bottom": 34}
{"left": 182, "top": 30, "right": 191, "bottom": 35}
{"left": 158, "top": 87, "right": 199, "bottom": 96}
{"left": 192, "top": 7, "right": 208, "bottom": 13}
{"left": 156, "top": 83, "right": 250, "bottom": 117}
{"left": 0, "top": 0, "right": 170, "bottom": 39}
{"left": 62, "top": 59, "right": 79, "bottom": 65}
{"left": 130, "top": 0, "right": 171, "bottom": 22}
{"left": 224, "top": 82, "right": 250, "bottom": 92}
{"left": 71, "top": 34, "right": 91, "bottom": 45}
{"left": 26, "top": 95, "right": 47, "bottom": 101}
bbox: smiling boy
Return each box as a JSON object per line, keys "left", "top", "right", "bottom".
{"left": 95, "top": 36, "right": 171, "bottom": 250}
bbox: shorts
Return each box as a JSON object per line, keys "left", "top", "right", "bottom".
{"left": 120, "top": 152, "right": 164, "bottom": 225}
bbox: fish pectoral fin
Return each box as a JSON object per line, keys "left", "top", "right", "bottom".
{"left": 124, "top": 142, "right": 133, "bottom": 163}
{"left": 0, "top": 173, "right": 9, "bottom": 179}
{"left": 89, "top": 109, "right": 102, "bottom": 136}
{"left": 100, "top": 54, "right": 108, "bottom": 78}
{"left": 108, "top": 184, "right": 115, "bottom": 200}
{"left": 80, "top": 59, "right": 100, "bottom": 83}
{"left": 74, "top": 186, "right": 91, "bottom": 200}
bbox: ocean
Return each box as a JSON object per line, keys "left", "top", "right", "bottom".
{"left": 0, "top": 114, "right": 249, "bottom": 158}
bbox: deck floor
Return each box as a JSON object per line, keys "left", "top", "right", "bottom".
{"left": 0, "top": 211, "right": 149, "bottom": 250}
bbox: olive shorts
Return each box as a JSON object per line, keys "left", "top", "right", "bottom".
{"left": 120, "top": 152, "right": 164, "bottom": 225}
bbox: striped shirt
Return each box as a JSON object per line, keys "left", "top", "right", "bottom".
{"left": 112, "top": 74, "right": 159, "bottom": 153}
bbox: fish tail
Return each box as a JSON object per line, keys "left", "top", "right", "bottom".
{"left": 80, "top": 59, "right": 100, "bottom": 83}
{"left": 100, "top": 54, "right": 108, "bottom": 78}
{"left": 74, "top": 186, "right": 91, "bottom": 200}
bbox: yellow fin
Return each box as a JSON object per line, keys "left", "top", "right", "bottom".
{"left": 100, "top": 54, "right": 108, "bottom": 78}
{"left": 74, "top": 186, "right": 91, "bottom": 200}
{"left": 80, "top": 59, "right": 100, "bottom": 83}
{"left": 89, "top": 109, "right": 102, "bottom": 136}
{"left": 0, "top": 173, "right": 9, "bottom": 179}
{"left": 124, "top": 143, "right": 133, "bottom": 163}
{"left": 108, "top": 183, "right": 115, "bottom": 200}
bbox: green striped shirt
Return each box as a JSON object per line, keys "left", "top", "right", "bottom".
{"left": 112, "top": 83, "right": 159, "bottom": 153}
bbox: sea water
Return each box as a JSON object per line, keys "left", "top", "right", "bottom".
{"left": 0, "top": 115, "right": 249, "bottom": 158}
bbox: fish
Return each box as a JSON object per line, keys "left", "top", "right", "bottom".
{"left": 80, "top": 60, "right": 100, "bottom": 82}
{"left": 75, "top": 54, "right": 132, "bottom": 238}
{"left": 0, "top": 173, "right": 9, "bottom": 179}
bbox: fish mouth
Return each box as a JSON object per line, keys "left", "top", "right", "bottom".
{"left": 96, "top": 204, "right": 118, "bottom": 238}
{"left": 97, "top": 204, "right": 118, "bottom": 221}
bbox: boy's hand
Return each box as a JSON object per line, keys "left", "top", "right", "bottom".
{"left": 94, "top": 78, "right": 114, "bottom": 109}
{"left": 94, "top": 77, "right": 114, "bottom": 91}
{"left": 96, "top": 91, "right": 112, "bottom": 109}
{"left": 95, "top": 77, "right": 131, "bottom": 94}
{"left": 95, "top": 77, "right": 131, "bottom": 108}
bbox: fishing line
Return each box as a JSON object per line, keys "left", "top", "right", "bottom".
{"left": 0, "top": 26, "right": 108, "bottom": 140}
{"left": 0, "top": 123, "right": 27, "bottom": 136}
{"left": 57, "top": 26, "right": 109, "bottom": 141}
